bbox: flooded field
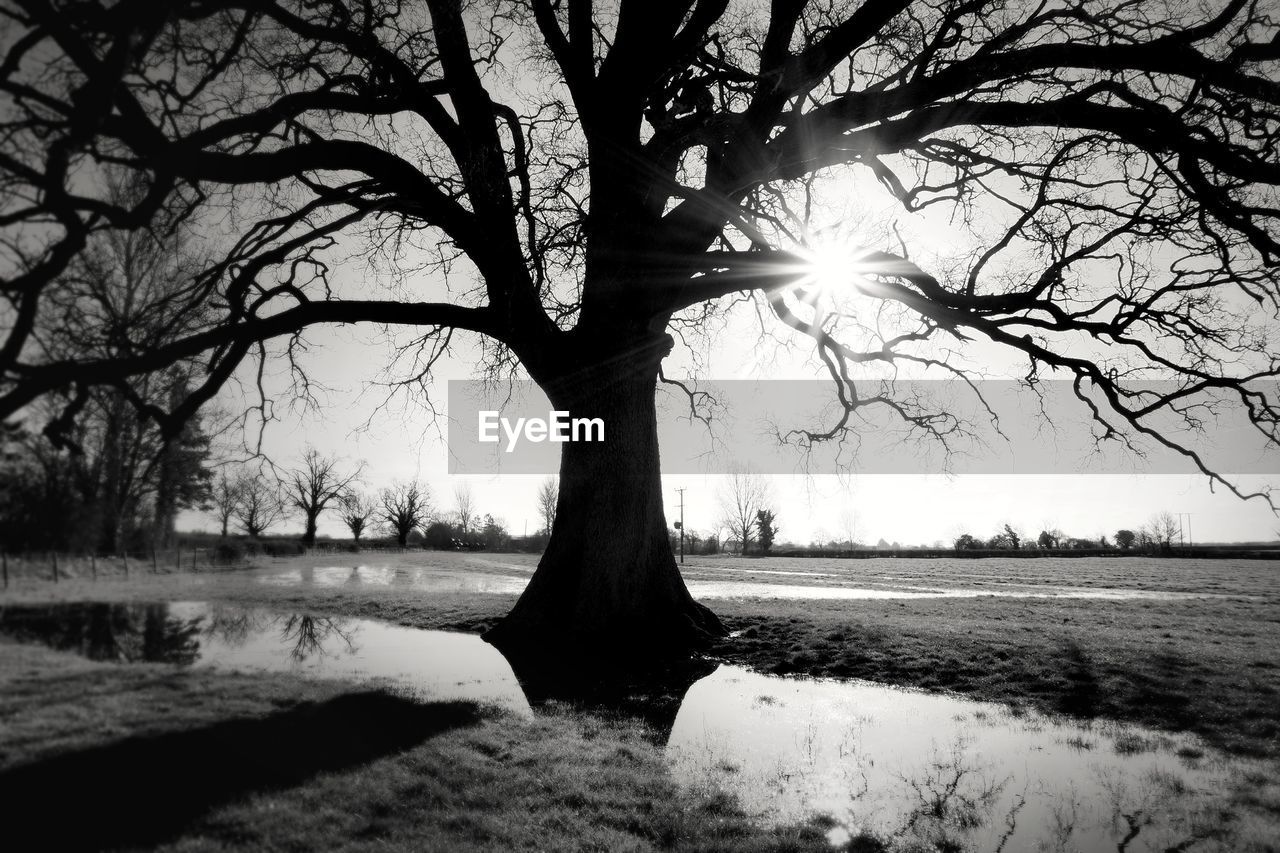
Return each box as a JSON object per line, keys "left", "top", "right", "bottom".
{"left": 240, "top": 549, "right": 1277, "bottom": 603}
{"left": 1, "top": 600, "right": 1275, "bottom": 852}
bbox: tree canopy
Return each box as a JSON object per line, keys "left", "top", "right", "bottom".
{"left": 0, "top": 1, "right": 1276, "bottom": 475}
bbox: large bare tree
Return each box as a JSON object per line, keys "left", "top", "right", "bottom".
{"left": 1, "top": 0, "right": 1278, "bottom": 660}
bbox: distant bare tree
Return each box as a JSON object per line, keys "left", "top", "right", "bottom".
{"left": 719, "top": 469, "right": 768, "bottom": 556}
{"left": 283, "top": 448, "right": 364, "bottom": 546}
{"left": 839, "top": 507, "right": 860, "bottom": 551}
{"left": 211, "top": 472, "right": 243, "bottom": 538}
{"left": 234, "top": 476, "right": 284, "bottom": 537}
{"left": 380, "top": 482, "right": 430, "bottom": 548}
{"left": 1146, "top": 511, "right": 1182, "bottom": 548}
{"left": 536, "top": 477, "right": 559, "bottom": 537}
{"left": 453, "top": 484, "right": 476, "bottom": 535}
{"left": 339, "top": 492, "right": 376, "bottom": 546}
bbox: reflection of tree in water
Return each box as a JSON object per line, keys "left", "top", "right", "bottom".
{"left": 202, "top": 606, "right": 271, "bottom": 646}
{"left": 495, "top": 647, "right": 717, "bottom": 743}
{"left": 889, "top": 740, "right": 1008, "bottom": 851}
{"left": 0, "top": 603, "right": 201, "bottom": 663}
{"left": 828, "top": 735, "right": 1251, "bottom": 853}
{"left": 277, "top": 614, "right": 357, "bottom": 663}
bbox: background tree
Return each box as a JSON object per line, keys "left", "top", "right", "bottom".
{"left": 380, "top": 482, "right": 430, "bottom": 548}
{"left": 453, "top": 484, "right": 477, "bottom": 536}
{"left": 839, "top": 508, "right": 860, "bottom": 552}
{"left": 1037, "top": 529, "right": 1065, "bottom": 550}
{"left": 720, "top": 469, "right": 769, "bottom": 556}
{"left": 1146, "top": 511, "right": 1183, "bottom": 549}
{"left": 283, "top": 449, "right": 364, "bottom": 546}
{"left": 536, "top": 477, "right": 559, "bottom": 537}
{"left": 1002, "top": 524, "right": 1022, "bottom": 551}
{"left": 339, "top": 492, "right": 376, "bottom": 546}
{"left": 210, "top": 472, "right": 243, "bottom": 538}
{"left": 1115, "top": 529, "right": 1137, "bottom": 550}
{"left": 480, "top": 514, "right": 510, "bottom": 551}
{"left": 954, "top": 533, "right": 981, "bottom": 551}
{"left": 2, "top": 0, "right": 1278, "bottom": 659}
{"left": 234, "top": 476, "right": 285, "bottom": 538}
{"left": 755, "top": 509, "right": 777, "bottom": 555}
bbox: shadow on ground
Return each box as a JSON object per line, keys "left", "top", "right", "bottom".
{"left": 0, "top": 691, "right": 481, "bottom": 851}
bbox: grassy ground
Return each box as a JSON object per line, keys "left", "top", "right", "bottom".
{"left": 2, "top": 553, "right": 1278, "bottom": 851}
{"left": 4, "top": 552, "right": 1279, "bottom": 759}
{"left": 0, "top": 640, "right": 833, "bottom": 852}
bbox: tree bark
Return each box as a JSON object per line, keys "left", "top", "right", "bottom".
{"left": 485, "top": 334, "right": 725, "bottom": 664}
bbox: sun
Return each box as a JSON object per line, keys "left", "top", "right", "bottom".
{"left": 791, "top": 239, "right": 868, "bottom": 304}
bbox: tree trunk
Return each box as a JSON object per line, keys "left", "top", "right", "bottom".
{"left": 302, "top": 514, "right": 318, "bottom": 547}
{"left": 485, "top": 334, "right": 724, "bottom": 664}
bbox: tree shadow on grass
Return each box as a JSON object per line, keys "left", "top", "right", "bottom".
{"left": 0, "top": 691, "right": 481, "bottom": 851}
{"left": 1055, "top": 641, "right": 1102, "bottom": 717}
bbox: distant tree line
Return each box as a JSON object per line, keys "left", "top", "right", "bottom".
{"left": 952, "top": 511, "right": 1188, "bottom": 553}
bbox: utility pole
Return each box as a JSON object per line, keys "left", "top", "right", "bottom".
{"left": 675, "top": 487, "right": 686, "bottom": 564}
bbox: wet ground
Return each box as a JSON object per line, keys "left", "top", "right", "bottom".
{"left": 243, "top": 552, "right": 1263, "bottom": 602}
{"left": 2, "top": 600, "right": 1273, "bottom": 852}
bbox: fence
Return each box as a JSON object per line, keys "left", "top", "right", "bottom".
{"left": 0, "top": 547, "right": 251, "bottom": 589}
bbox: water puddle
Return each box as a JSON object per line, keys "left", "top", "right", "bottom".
{"left": 2, "top": 602, "right": 1271, "bottom": 850}
{"left": 669, "top": 667, "right": 1267, "bottom": 851}
{"left": 255, "top": 565, "right": 530, "bottom": 595}
{"left": 250, "top": 565, "right": 1218, "bottom": 602}
{"left": 0, "top": 601, "right": 530, "bottom": 714}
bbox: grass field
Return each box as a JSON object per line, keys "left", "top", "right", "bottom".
{"left": 2, "top": 550, "right": 1278, "bottom": 850}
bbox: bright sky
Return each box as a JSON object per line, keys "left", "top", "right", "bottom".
{"left": 180, "top": 313, "right": 1280, "bottom": 546}
{"left": 175, "top": 163, "right": 1279, "bottom": 545}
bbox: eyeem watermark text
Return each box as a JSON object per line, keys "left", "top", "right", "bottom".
{"left": 478, "top": 410, "right": 605, "bottom": 452}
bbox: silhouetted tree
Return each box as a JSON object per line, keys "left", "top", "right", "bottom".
{"left": 379, "top": 482, "right": 430, "bottom": 548}
{"left": 339, "top": 492, "right": 376, "bottom": 546}
{"left": 1145, "top": 511, "right": 1182, "bottom": 549}
{"left": 755, "top": 509, "right": 777, "bottom": 554}
{"left": 453, "top": 484, "right": 477, "bottom": 536}
{"left": 3, "top": 0, "right": 1279, "bottom": 659}
{"left": 954, "top": 533, "right": 981, "bottom": 550}
{"left": 1037, "top": 529, "right": 1064, "bottom": 550}
{"left": 720, "top": 469, "right": 768, "bottom": 555}
{"left": 536, "top": 477, "right": 558, "bottom": 537}
{"left": 283, "top": 449, "right": 363, "bottom": 546}
{"left": 210, "top": 472, "right": 242, "bottom": 538}
{"left": 234, "top": 476, "right": 285, "bottom": 537}
{"left": 1115, "top": 529, "right": 1137, "bottom": 550}
{"left": 479, "top": 514, "right": 509, "bottom": 551}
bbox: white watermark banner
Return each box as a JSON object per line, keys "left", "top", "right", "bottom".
{"left": 446, "top": 379, "right": 1280, "bottom": 476}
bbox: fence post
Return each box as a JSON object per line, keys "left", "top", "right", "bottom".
{"left": 151, "top": 547, "right": 158, "bottom": 574}
{"left": 123, "top": 553, "right": 129, "bottom": 579}
{"left": 91, "top": 553, "right": 97, "bottom": 581}
{"left": 52, "top": 552, "right": 59, "bottom": 584}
